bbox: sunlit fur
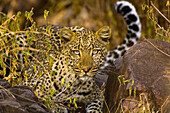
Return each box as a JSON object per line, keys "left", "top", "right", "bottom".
{"left": 61, "top": 29, "right": 109, "bottom": 80}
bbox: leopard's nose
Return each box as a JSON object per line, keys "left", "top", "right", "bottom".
{"left": 82, "top": 67, "right": 92, "bottom": 73}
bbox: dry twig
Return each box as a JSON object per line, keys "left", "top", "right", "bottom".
{"left": 150, "top": 1, "right": 170, "bottom": 24}
{"left": 145, "top": 39, "right": 170, "bottom": 58}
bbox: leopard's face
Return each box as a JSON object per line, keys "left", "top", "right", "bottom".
{"left": 59, "top": 26, "right": 111, "bottom": 81}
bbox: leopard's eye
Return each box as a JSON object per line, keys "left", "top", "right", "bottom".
{"left": 92, "top": 50, "right": 99, "bottom": 55}
{"left": 73, "top": 50, "right": 80, "bottom": 55}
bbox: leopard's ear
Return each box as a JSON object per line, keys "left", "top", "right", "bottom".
{"left": 59, "top": 29, "right": 74, "bottom": 44}
{"left": 96, "top": 26, "right": 111, "bottom": 45}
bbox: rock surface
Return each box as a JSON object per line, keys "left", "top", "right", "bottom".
{"left": 0, "top": 79, "right": 51, "bottom": 113}
{"left": 104, "top": 39, "right": 170, "bottom": 113}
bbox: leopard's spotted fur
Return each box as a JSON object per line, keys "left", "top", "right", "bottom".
{"left": 1, "top": 1, "right": 141, "bottom": 113}
{"left": 19, "top": 25, "right": 110, "bottom": 112}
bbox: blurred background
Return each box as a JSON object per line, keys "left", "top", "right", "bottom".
{"left": 0, "top": 0, "right": 169, "bottom": 49}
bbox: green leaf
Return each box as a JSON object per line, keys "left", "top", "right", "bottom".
{"left": 62, "top": 78, "right": 65, "bottom": 85}
{"left": 0, "top": 57, "right": 3, "bottom": 67}
{"left": 134, "top": 87, "right": 136, "bottom": 98}
{"left": 129, "top": 86, "right": 132, "bottom": 96}
{"left": 8, "top": 18, "right": 11, "bottom": 25}
{"left": 73, "top": 98, "right": 77, "bottom": 108}
{"left": 69, "top": 98, "right": 72, "bottom": 103}
{"left": 17, "top": 11, "right": 21, "bottom": 17}
{"left": 44, "top": 10, "right": 49, "bottom": 21}
{"left": 50, "top": 89, "right": 56, "bottom": 97}
{"left": 66, "top": 83, "right": 70, "bottom": 88}
{"left": 2, "top": 15, "right": 7, "bottom": 22}
{"left": 25, "top": 11, "right": 28, "bottom": 18}
{"left": 117, "top": 75, "right": 124, "bottom": 86}
{"left": 52, "top": 71, "right": 56, "bottom": 76}
{"left": 48, "top": 98, "right": 53, "bottom": 105}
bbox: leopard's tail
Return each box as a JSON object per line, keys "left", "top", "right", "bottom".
{"left": 102, "top": 1, "right": 141, "bottom": 68}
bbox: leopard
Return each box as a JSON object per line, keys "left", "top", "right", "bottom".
{"left": 20, "top": 25, "right": 110, "bottom": 113}
{"left": 1, "top": 1, "right": 141, "bottom": 113}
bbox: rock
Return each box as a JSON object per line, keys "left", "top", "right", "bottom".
{"left": 95, "top": 57, "right": 123, "bottom": 113}
{"left": 0, "top": 79, "right": 11, "bottom": 88}
{"left": 0, "top": 101, "right": 28, "bottom": 113}
{"left": 0, "top": 79, "right": 51, "bottom": 113}
{"left": 122, "top": 39, "right": 170, "bottom": 112}
{"left": 103, "top": 39, "right": 170, "bottom": 113}
{"left": 94, "top": 57, "right": 123, "bottom": 88}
